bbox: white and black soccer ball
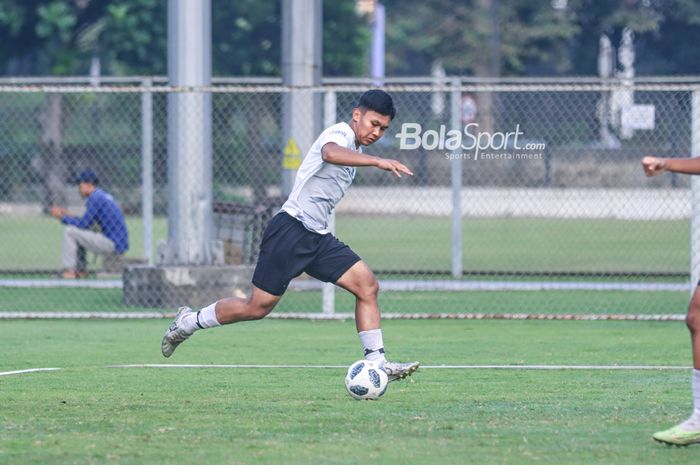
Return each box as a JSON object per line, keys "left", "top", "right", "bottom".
{"left": 344, "top": 359, "right": 388, "bottom": 400}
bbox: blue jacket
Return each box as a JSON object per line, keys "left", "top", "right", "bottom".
{"left": 62, "top": 188, "right": 129, "bottom": 254}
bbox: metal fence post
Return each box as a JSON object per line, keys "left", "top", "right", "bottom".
{"left": 450, "top": 78, "right": 463, "bottom": 278}
{"left": 691, "top": 90, "right": 700, "bottom": 292}
{"left": 322, "top": 89, "right": 337, "bottom": 315}
{"left": 141, "top": 78, "right": 154, "bottom": 265}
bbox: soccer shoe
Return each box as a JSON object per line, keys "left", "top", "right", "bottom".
{"left": 381, "top": 360, "right": 420, "bottom": 382}
{"left": 653, "top": 424, "right": 700, "bottom": 446}
{"left": 161, "top": 306, "right": 195, "bottom": 357}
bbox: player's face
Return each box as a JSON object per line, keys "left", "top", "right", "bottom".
{"left": 352, "top": 109, "right": 391, "bottom": 146}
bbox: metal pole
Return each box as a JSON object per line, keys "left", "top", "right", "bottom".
{"left": 141, "top": 78, "right": 154, "bottom": 265}
{"left": 322, "top": 90, "right": 337, "bottom": 315}
{"left": 450, "top": 78, "right": 463, "bottom": 278}
{"left": 281, "top": 0, "right": 322, "bottom": 196}
{"left": 164, "top": 0, "right": 217, "bottom": 265}
{"left": 691, "top": 90, "right": 700, "bottom": 292}
{"left": 370, "top": 3, "right": 385, "bottom": 86}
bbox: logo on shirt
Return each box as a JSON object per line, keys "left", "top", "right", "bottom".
{"left": 329, "top": 130, "right": 350, "bottom": 138}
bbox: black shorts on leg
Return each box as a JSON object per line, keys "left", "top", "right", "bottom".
{"left": 252, "top": 212, "right": 361, "bottom": 296}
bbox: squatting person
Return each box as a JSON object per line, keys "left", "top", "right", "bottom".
{"left": 50, "top": 169, "right": 129, "bottom": 279}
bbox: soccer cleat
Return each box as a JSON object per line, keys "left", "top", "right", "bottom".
{"left": 653, "top": 424, "right": 700, "bottom": 446}
{"left": 381, "top": 360, "right": 420, "bottom": 382}
{"left": 161, "top": 306, "right": 195, "bottom": 357}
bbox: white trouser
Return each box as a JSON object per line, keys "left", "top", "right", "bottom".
{"left": 62, "top": 225, "right": 116, "bottom": 270}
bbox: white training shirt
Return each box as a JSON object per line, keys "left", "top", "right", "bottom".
{"left": 281, "top": 122, "right": 360, "bottom": 234}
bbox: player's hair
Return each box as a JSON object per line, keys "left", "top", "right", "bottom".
{"left": 358, "top": 89, "right": 396, "bottom": 120}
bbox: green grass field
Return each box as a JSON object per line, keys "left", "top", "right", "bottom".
{"left": 1, "top": 318, "right": 698, "bottom": 465}
{"left": 0, "top": 216, "right": 168, "bottom": 270}
{"left": 0, "top": 214, "right": 690, "bottom": 274}
{"left": 0, "top": 215, "right": 692, "bottom": 314}
{"left": 0, "top": 286, "right": 690, "bottom": 315}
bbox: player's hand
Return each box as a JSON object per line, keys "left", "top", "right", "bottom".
{"left": 376, "top": 158, "right": 414, "bottom": 178}
{"left": 641, "top": 156, "right": 667, "bottom": 177}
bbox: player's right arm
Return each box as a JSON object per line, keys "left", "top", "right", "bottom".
{"left": 642, "top": 156, "right": 700, "bottom": 177}
{"left": 322, "top": 142, "right": 413, "bottom": 178}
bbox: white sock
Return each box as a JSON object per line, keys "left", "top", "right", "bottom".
{"left": 693, "top": 369, "right": 700, "bottom": 419}
{"left": 358, "top": 328, "right": 386, "bottom": 363}
{"left": 680, "top": 369, "right": 700, "bottom": 431}
{"left": 181, "top": 302, "right": 221, "bottom": 333}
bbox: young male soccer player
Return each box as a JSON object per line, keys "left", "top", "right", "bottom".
{"left": 642, "top": 155, "right": 700, "bottom": 446}
{"left": 161, "top": 90, "right": 420, "bottom": 382}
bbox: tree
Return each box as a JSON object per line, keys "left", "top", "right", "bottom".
{"left": 0, "top": 0, "right": 166, "bottom": 76}
{"left": 631, "top": 0, "right": 700, "bottom": 75}
{"left": 0, "top": 0, "right": 99, "bottom": 207}
{"left": 379, "top": 0, "right": 700, "bottom": 77}
{"left": 323, "top": 1, "right": 370, "bottom": 76}
{"left": 0, "top": 1, "right": 167, "bottom": 209}
{"left": 212, "top": 0, "right": 369, "bottom": 77}
{"left": 0, "top": 0, "right": 370, "bottom": 77}
{"left": 211, "top": 0, "right": 279, "bottom": 76}
{"left": 382, "top": 0, "right": 579, "bottom": 76}
{"left": 83, "top": 0, "right": 167, "bottom": 75}
{"left": 567, "top": 0, "right": 663, "bottom": 76}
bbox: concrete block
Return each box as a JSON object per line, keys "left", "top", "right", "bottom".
{"left": 123, "top": 265, "right": 255, "bottom": 309}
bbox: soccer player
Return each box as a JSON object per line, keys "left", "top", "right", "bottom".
{"left": 642, "top": 155, "right": 700, "bottom": 446}
{"left": 162, "top": 90, "right": 420, "bottom": 382}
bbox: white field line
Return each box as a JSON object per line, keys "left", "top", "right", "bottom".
{"left": 109, "top": 364, "right": 691, "bottom": 371}
{"left": 2, "top": 364, "right": 690, "bottom": 378}
{"left": 0, "top": 367, "right": 62, "bottom": 377}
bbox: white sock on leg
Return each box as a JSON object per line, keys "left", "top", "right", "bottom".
{"left": 692, "top": 369, "right": 700, "bottom": 420}
{"left": 679, "top": 369, "right": 700, "bottom": 431}
{"left": 182, "top": 302, "right": 221, "bottom": 333}
{"left": 358, "top": 328, "right": 386, "bottom": 364}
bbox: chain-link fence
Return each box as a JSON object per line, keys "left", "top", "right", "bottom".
{"left": 1, "top": 77, "right": 699, "bottom": 316}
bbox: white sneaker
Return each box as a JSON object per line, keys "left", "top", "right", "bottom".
{"left": 161, "top": 307, "right": 195, "bottom": 357}
{"left": 381, "top": 360, "right": 420, "bottom": 382}
{"left": 653, "top": 415, "right": 700, "bottom": 446}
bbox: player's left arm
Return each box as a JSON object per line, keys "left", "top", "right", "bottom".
{"left": 321, "top": 142, "right": 413, "bottom": 178}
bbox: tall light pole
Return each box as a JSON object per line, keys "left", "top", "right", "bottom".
{"left": 163, "top": 0, "right": 218, "bottom": 265}
{"left": 281, "top": 0, "right": 322, "bottom": 196}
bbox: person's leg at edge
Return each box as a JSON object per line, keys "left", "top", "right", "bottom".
{"left": 653, "top": 286, "right": 700, "bottom": 445}
{"left": 684, "top": 287, "right": 700, "bottom": 424}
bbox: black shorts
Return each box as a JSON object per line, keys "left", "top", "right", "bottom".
{"left": 252, "top": 212, "right": 362, "bottom": 296}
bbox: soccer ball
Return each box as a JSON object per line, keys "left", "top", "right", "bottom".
{"left": 344, "top": 359, "right": 388, "bottom": 400}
